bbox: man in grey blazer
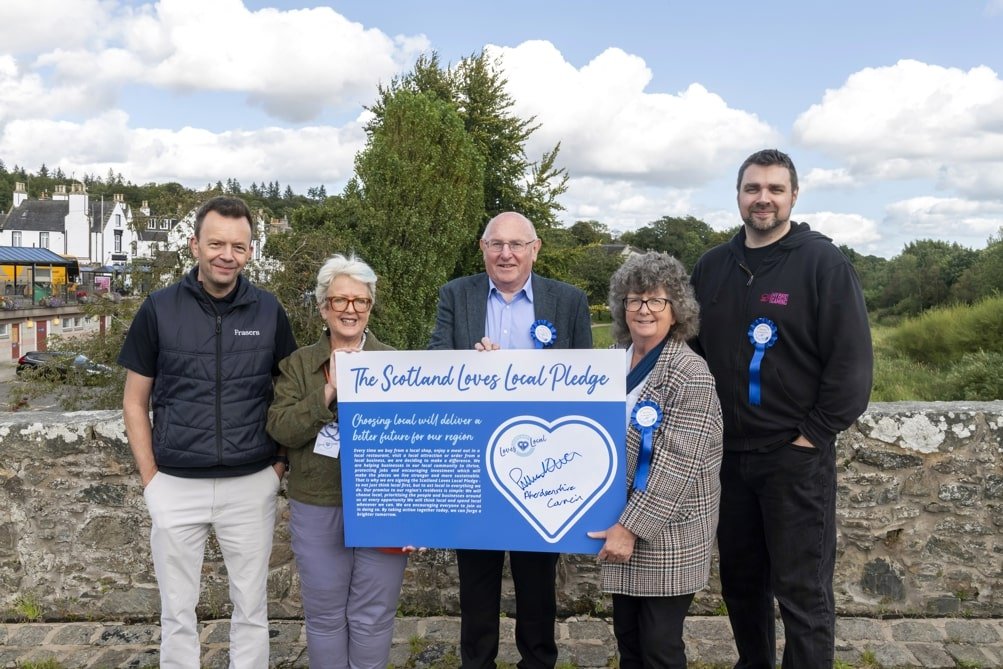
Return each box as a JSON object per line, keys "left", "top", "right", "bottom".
{"left": 429, "top": 211, "right": 592, "bottom": 669}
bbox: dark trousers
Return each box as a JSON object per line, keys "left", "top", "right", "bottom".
{"left": 456, "top": 549, "right": 558, "bottom": 669}
{"left": 612, "top": 593, "right": 694, "bottom": 669}
{"left": 717, "top": 444, "right": 837, "bottom": 669}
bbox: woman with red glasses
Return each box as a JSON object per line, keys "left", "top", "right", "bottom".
{"left": 268, "top": 253, "right": 408, "bottom": 669}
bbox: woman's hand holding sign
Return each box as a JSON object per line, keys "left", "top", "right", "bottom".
{"left": 588, "top": 523, "right": 637, "bottom": 563}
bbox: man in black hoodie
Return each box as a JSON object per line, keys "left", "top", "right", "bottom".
{"left": 690, "top": 149, "right": 872, "bottom": 668}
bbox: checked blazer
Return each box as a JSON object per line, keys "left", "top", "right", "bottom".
{"left": 601, "top": 338, "right": 724, "bottom": 597}
{"left": 427, "top": 272, "right": 592, "bottom": 350}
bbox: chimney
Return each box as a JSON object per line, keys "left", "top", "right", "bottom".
{"left": 13, "top": 182, "right": 27, "bottom": 208}
{"left": 65, "top": 182, "right": 91, "bottom": 259}
{"left": 53, "top": 184, "right": 68, "bottom": 200}
{"left": 141, "top": 200, "right": 150, "bottom": 216}
{"left": 114, "top": 193, "right": 124, "bottom": 203}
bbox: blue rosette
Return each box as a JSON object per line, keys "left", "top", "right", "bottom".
{"left": 630, "top": 399, "right": 662, "bottom": 492}
{"left": 530, "top": 319, "right": 557, "bottom": 349}
{"left": 747, "top": 317, "right": 778, "bottom": 406}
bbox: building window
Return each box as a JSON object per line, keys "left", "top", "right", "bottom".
{"left": 148, "top": 219, "right": 156, "bottom": 229}
{"left": 12, "top": 231, "right": 21, "bottom": 246}
{"left": 40, "top": 232, "right": 49, "bottom": 248}
{"left": 114, "top": 230, "right": 123, "bottom": 253}
{"left": 0, "top": 323, "right": 8, "bottom": 339}
{"left": 115, "top": 214, "right": 122, "bottom": 228}
{"left": 160, "top": 220, "right": 170, "bottom": 230}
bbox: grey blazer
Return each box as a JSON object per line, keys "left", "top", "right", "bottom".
{"left": 427, "top": 272, "right": 592, "bottom": 350}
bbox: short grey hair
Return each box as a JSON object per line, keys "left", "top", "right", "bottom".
{"left": 608, "top": 252, "right": 700, "bottom": 346}
{"left": 314, "top": 253, "right": 378, "bottom": 305}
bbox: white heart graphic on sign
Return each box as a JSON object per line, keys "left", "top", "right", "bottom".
{"left": 486, "top": 415, "right": 617, "bottom": 543}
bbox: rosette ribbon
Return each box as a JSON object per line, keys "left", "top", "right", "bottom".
{"left": 747, "top": 317, "right": 778, "bottom": 406}
{"left": 630, "top": 399, "right": 662, "bottom": 492}
{"left": 530, "top": 319, "right": 557, "bottom": 349}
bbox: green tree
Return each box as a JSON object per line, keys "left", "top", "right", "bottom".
{"left": 877, "top": 240, "right": 977, "bottom": 315}
{"left": 951, "top": 230, "right": 1003, "bottom": 303}
{"left": 620, "top": 216, "right": 728, "bottom": 270}
{"left": 563, "top": 245, "right": 626, "bottom": 306}
{"left": 260, "top": 190, "right": 366, "bottom": 344}
{"left": 353, "top": 90, "right": 485, "bottom": 348}
{"left": 840, "top": 245, "right": 890, "bottom": 312}
{"left": 370, "top": 51, "right": 567, "bottom": 278}
{"left": 568, "top": 220, "right": 613, "bottom": 246}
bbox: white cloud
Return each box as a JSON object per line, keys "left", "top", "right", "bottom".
{"left": 0, "top": 55, "right": 115, "bottom": 124}
{"left": 794, "top": 60, "right": 1003, "bottom": 181}
{"left": 3, "top": 0, "right": 429, "bottom": 123}
{"left": 801, "top": 167, "right": 859, "bottom": 190}
{"left": 0, "top": 112, "right": 365, "bottom": 190}
{"left": 0, "top": 0, "right": 113, "bottom": 53}
{"left": 135, "top": 0, "right": 427, "bottom": 121}
{"left": 560, "top": 176, "right": 695, "bottom": 231}
{"left": 986, "top": 0, "right": 1003, "bottom": 15}
{"left": 936, "top": 161, "right": 1003, "bottom": 199}
{"left": 803, "top": 211, "right": 881, "bottom": 247}
{"left": 885, "top": 196, "right": 1003, "bottom": 247}
{"left": 489, "top": 41, "right": 780, "bottom": 185}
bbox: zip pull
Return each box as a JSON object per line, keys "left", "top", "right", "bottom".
{"left": 740, "top": 264, "right": 754, "bottom": 286}
{"left": 216, "top": 315, "right": 221, "bottom": 334}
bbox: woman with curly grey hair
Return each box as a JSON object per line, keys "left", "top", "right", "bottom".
{"left": 588, "top": 252, "right": 724, "bottom": 669}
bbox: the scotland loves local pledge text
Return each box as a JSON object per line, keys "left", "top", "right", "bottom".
{"left": 335, "top": 349, "right": 627, "bottom": 553}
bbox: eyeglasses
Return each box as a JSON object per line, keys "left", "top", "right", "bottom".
{"left": 482, "top": 239, "right": 537, "bottom": 253}
{"left": 623, "top": 297, "right": 671, "bottom": 312}
{"left": 324, "top": 296, "right": 373, "bottom": 312}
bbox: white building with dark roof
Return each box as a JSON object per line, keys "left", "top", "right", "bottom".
{"left": 0, "top": 182, "right": 136, "bottom": 267}
{"left": 134, "top": 200, "right": 182, "bottom": 260}
{"left": 87, "top": 193, "right": 134, "bottom": 267}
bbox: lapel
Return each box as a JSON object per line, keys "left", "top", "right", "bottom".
{"left": 531, "top": 273, "right": 556, "bottom": 323}
{"left": 625, "top": 339, "right": 681, "bottom": 475}
{"left": 462, "top": 274, "right": 490, "bottom": 347}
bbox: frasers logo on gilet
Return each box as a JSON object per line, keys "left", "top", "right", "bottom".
{"left": 234, "top": 329, "right": 261, "bottom": 336}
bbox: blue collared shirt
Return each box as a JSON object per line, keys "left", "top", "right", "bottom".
{"left": 485, "top": 276, "right": 535, "bottom": 349}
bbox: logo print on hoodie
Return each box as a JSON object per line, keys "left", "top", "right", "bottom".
{"left": 759, "top": 292, "right": 789, "bottom": 306}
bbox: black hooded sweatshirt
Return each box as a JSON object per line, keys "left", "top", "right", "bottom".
{"left": 689, "top": 222, "right": 873, "bottom": 452}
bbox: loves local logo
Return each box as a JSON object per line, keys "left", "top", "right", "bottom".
{"left": 486, "top": 416, "right": 617, "bottom": 543}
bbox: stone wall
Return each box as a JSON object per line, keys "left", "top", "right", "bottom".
{"left": 1, "top": 402, "right": 1001, "bottom": 623}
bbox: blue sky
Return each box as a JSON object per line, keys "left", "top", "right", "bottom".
{"left": 2, "top": 0, "right": 1002, "bottom": 257}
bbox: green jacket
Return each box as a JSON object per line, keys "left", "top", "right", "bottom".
{"left": 266, "top": 330, "right": 393, "bottom": 506}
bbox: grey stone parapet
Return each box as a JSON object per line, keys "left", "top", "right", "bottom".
{"left": 2, "top": 403, "right": 1003, "bottom": 667}
{"left": 3, "top": 616, "right": 1003, "bottom": 668}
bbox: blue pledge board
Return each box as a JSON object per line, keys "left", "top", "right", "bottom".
{"left": 335, "top": 349, "right": 627, "bottom": 554}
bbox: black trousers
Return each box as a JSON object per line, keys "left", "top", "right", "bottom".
{"left": 717, "top": 444, "right": 837, "bottom": 669}
{"left": 612, "top": 593, "right": 694, "bottom": 669}
{"left": 456, "top": 549, "right": 558, "bottom": 669}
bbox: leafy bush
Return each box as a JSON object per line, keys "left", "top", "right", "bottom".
{"left": 870, "top": 351, "right": 940, "bottom": 402}
{"left": 938, "top": 351, "right": 1003, "bottom": 400}
{"left": 886, "top": 295, "right": 1003, "bottom": 366}
{"left": 873, "top": 297, "right": 1003, "bottom": 401}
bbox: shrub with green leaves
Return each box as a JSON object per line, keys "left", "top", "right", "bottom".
{"left": 938, "top": 351, "right": 1003, "bottom": 400}
{"left": 886, "top": 295, "right": 1003, "bottom": 366}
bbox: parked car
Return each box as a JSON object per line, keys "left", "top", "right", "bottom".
{"left": 15, "top": 351, "right": 112, "bottom": 381}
